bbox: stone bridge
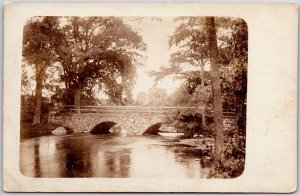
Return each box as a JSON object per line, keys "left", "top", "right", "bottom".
{"left": 49, "top": 106, "right": 237, "bottom": 135}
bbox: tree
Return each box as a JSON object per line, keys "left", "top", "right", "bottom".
{"left": 151, "top": 16, "right": 247, "bottom": 132}
{"left": 135, "top": 92, "right": 148, "bottom": 106}
{"left": 148, "top": 85, "right": 170, "bottom": 106}
{"left": 164, "top": 76, "right": 214, "bottom": 137}
{"left": 22, "top": 16, "right": 62, "bottom": 125}
{"left": 151, "top": 17, "right": 210, "bottom": 127}
{"left": 55, "top": 17, "right": 145, "bottom": 107}
{"left": 166, "top": 84, "right": 199, "bottom": 137}
{"left": 219, "top": 19, "right": 248, "bottom": 130}
{"left": 205, "top": 17, "right": 224, "bottom": 163}
{"left": 21, "top": 63, "right": 35, "bottom": 96}
{"left": 150, "top": 17, "right": 247, "bottom": 167}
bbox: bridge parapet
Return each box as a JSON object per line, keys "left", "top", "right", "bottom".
{"left": 49, "top": 105, "right": 208, "bottom": 115}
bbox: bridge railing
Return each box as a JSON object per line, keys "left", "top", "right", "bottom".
{"left": 48, "top": 105, "right": 212, "bottom": 115}
{"left": 48, "top": 105, "right": 237, "bottom": 117}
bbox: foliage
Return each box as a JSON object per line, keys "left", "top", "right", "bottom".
{"left": 151, "top": 17, "right": 247, "bottom": 107}
{"left": 55, "top": 17, "right": 146, "bottom": 105}
{"left": 135, "top": 92, "right": 148, "bottom": 106}
{"left": 219, "top": 18, "right": 247, "bottom": 129}
{"left": 169, "top": 110, "right": 203, "bottom": 137}
{"left": 168, "top": 84, "right": 192, "bottom": 106}
{"left": 22, "top": 16, "right": 63, "bottom": 91}
{"left": 23, "top": 17, "right": 61, "bottom": 69}
{"left": 134, "top": 85, "right": 171, "bottom": 107}
{"left": 22, "top": 16, "right": 63, "bottom": 124}
{"left": 22, "top": 16, "right": 146, "bottom": 123}
{"left": 148, "top": 85, "right": 170, "bottom": 106}
{"left": 43, "top": 64, "right": 65, "bottom": 97}
{"left": 21, "top": 64, "right": 35, "bottom": 96}
{"left": 150, "top": 16, "right": 247, "bottom": 176}
{"left": 165, "top": 84, "right": 213, "bottom": 138}
{"left": 150, "top": 17, "right": 247, "bottom": 137}
{"left": 209, "top": 130, "right": 246, "bottom": 178}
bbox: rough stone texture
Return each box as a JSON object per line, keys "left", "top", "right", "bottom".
{"left": 50, "top": 113, "right": 164, "bottom": 135}
{"left": 50, "top": 112, "right": 238, "bottom": 135}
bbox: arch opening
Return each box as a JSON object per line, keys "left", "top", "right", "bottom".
{"left": 90, "top": 121, "right": 117, "bottom": 135}
{"left": 142, "top": 123, "right": 162, "bottom": 135}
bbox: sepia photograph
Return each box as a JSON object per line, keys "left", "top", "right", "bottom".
{"left": 20, "top": 16, "right": 247, "bottom": 179}
{"left": 3, "top": 3, "right": 297, "bottom": 192}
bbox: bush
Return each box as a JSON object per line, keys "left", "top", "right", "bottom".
{"left": 209, "top": 130, "right": 246, "bottom": 178}
{"left": 167, "top": 111, "right": 214, "bottom": 138}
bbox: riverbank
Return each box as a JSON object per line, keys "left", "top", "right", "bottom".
{"left": 165, "top": 132, "right": 245, "bottom": 179}
{"left": 20, "top": 121, "right": 73, "bottom": 140}
{"left": 20, "top": 121, "right": 57, "bottom": 139}
{"left": 165, "top": 137, "right": 214, "bottom": 170}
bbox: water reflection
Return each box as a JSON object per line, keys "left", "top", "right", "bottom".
{"left": 33, "top": 143, "right": 41, "bottom": 177}
{"left": 20, "top": 134, "right": 210, "bottom": 178}
{"left": 102, "top": 149, "right": 131, "bottom": 177}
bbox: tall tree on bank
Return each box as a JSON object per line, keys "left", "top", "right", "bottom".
{"left": 151, "top": 17, "right": 247, "bottom": 134}
{"left": 169, "top": 17, "right": 209, "bottom": 127}
{"left": 205, "top": 17, "right": 224, "bottom": 162}
{"left": 56, "top": 17, "right": 145, "bottom": 107}
{"left": 151, "top": 17, "right": 211, "bottom": 128}
{"left": 22, "top": 17, "right": 61, "bottom": 125}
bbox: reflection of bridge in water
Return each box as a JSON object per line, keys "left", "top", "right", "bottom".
{"left": 49, "top": 106, "right": 236, "bottom": 135}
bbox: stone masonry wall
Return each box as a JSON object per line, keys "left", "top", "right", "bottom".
{"left": 50, "top": 113, "right": 163, "bottom": 135}
{"left": 50, "top": 113, "right": 238, "bottom": 135}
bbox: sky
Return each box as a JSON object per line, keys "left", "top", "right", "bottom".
{"left": 128, "top": 17, "right": 182, "bottom": 99}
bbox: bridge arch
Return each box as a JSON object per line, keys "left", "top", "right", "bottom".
{"left": 142, "top": 123, "right": 162, "bottom": 135}
{"left": 90, "top": 121, "right": 117, "bottom": 135}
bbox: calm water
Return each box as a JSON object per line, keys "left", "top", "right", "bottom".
{"left": 20, "top": 134, "right": 210, "bottom": 178}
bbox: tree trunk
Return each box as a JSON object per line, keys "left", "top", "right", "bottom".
{"left": 74, "top": 88, "right": 81, "bottom": 113}
{"left": 32, "top": 69, "right": 43, "bottom": 125}
{"left": 206, "top": 17, "right": 224, "bottom": 162}
{"left": 200, "top": 63, "right": 206, "bottom": 128}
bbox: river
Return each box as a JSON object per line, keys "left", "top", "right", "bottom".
{"left": 20, "top": 134, "right": 210, "bottom": 178}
